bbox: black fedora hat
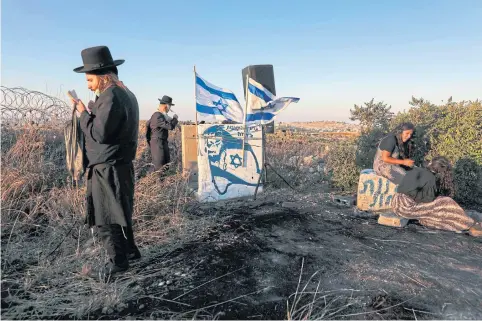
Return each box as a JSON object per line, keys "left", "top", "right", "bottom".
{"left": 73, "top": 46, "right": 124, "bottom": 73}
{"left": 158, "top": 95, "right": 175, "bottom": 106}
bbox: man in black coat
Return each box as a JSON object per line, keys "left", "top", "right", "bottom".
{"left": 146, "top": 95, "right": 179, "bottom": 173}
{"left": 69, "top": 46, "right": 141, "bottom": 280}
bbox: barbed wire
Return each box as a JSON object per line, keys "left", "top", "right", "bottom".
{"left": 1, "top": 86, "right": 71, "bottom": 127}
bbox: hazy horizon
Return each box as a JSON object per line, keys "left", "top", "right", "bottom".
{"left": 2, "top": 0, "right": 481, "bottom": 123}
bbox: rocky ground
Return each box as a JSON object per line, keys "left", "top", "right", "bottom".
{"left": 50, "top": 187, "right": 482, "bottom": 320}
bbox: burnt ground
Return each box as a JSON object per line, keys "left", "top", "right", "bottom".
{"left": 88, "top": 188, "right": 482, "bottom": 320}
{"left": 2, "top": 188, "right": 481, "bottom": 320}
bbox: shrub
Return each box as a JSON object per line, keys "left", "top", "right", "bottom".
{"left": 390, "top": 99, "right": 481, "bottom": 166}
{"left": 429, "top": 101, "right": 482, "bottom": 165}
{"left": 324, "top": 139, "right": 359, "bottom": 192}
{"left": 355, "top": 128, "right": 386, "bottom": 170}
{"left": 391, "top": 96, "right": 441, "bottom": 129}
{"left": 453, "top": 158, "right": 482, "bottom": 209}
{"left": 410, "top": 125, "right": 431, "bottom": 166}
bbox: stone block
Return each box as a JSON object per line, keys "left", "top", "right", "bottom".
{"left": 378, "top": 212, "right": 408, "bottom": 227}
{"left": 357, "top": 169, "right": 398, "bottom": 212}
{"left": 181, "top": 125, "right": 198, "bottom": 173}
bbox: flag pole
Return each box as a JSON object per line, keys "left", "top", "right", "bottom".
{"left": 242, "top": 73, "right": 249, "bottom": 167}
{"left": 194, "top": 65, "right": 199, "bottom": 155}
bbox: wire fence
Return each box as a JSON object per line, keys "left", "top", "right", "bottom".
{"left": 1, "top": 86, "right": 71, "bottom": 128}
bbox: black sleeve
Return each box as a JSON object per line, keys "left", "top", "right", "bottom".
{"left": 79, "top": 90, "right": 125, "bottom": 144}
{"left": 379, "top": 135, "right": 397, "bottom": 153}
{"left": 145, "top": 120, "right": 151, "bottom": 142}
{"left": 150, "top": 112, "right": 176, "bottom": 131}
{"left": 171, "top": 117, "right": 179, "bottom": 128}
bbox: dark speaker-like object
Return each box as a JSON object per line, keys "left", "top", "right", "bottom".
{"left": 242, "top": 65, "right": 276, "bottom": 133}
{"left": 242, "top": 65, "right": 276, "bottom": 97}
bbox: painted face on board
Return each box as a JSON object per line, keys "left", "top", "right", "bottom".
{"left": 206, "top": 136, "right": 223, "bottom": 157}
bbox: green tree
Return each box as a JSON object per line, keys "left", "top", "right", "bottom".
{"left": 430, "top": 101, "right": 482, "bottom": 165}
{"left": 391, "top": 96, "right": 442, "bottom": 130}
{"left": 350, "top": 98, "right": 394, "bottom": 134}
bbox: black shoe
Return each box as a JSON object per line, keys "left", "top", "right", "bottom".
{"left": 127, "top": 249, "right": 141, "bottom": 261}
{"left": 125, "top": 226, "right": 140, "bottom": 260}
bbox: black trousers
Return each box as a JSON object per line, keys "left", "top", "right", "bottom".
{"left": 98, "top": 225, "right": 138, "bottom": 267}
{"left": 150, "top": 139, "right": 170, "bottom": 171}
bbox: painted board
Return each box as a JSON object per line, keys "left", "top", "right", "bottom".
{"left": 196, "top": 123, "right": 264, "bottom": 202}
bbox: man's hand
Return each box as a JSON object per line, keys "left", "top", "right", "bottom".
{"left": 173, "top": 114, "right": 178, "bottom": 119}
{"left": 76, "top": 100, "right": 86, "bottom": 113}
{"left": 402, "top": 159, "right": 415, "bottom": 167}
{"left": 67, "top": 91, "right": 78, "bottom": 105}
{"left": 67, "top": 91, "right": 86, "bottom": 113}
{"left": 87, "top": 101, "right": 95, "bottom": 113}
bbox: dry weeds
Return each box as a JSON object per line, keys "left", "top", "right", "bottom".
{"left": 1, "top": 121, "right": 345, "bottom": 319}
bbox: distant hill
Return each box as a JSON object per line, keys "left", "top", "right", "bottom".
{"left": 278, "top": 121, "right": 360, "bottom": 133}
{"left": 162, "top": 120, "right": 361, "bottom": 134}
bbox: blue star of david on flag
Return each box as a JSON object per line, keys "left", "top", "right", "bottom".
{"left": 195, "top": 72, "right": 244, "bottom": 123}
{"left": 213, "top": 99, "right": 228, "bottom": 112}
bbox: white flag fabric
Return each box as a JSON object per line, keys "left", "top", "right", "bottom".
{"left": 246, "top": 77, "right": 299, "bottom": 124}
{"left": 195, "top": 73, "right": 244, "bottom": 123}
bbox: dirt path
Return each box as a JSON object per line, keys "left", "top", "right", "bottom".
{"left": 95, "top": 189, "right": 482, "bottom": 320}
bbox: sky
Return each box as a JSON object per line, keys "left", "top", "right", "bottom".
{"left": 2, "top": 0, "right": 481, "bottom": 122}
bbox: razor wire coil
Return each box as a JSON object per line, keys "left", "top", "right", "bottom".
{"left": 1, "top": 86, "right": 71, "bottom": 127}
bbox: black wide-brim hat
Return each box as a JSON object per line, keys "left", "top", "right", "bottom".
{"left": 158, "top": 95, "right": 175, "bottom": 106}
{"left": 74, "top": 46, "right": 124, "bottom": 73}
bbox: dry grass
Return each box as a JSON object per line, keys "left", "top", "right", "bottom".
{"left": 286, "top": 258, "right": 361, "bottom": 320}
{"left": 265, "top": 132, "right": 330, "bottom": 188}
{"left": 286, "top": 259, "right": 421, "bottom": 320}
{"left": 0, "top": 123, "right": 199, "bottom": 319}
{"left": 0, "top": 121, "right": 352, "bottom": 319}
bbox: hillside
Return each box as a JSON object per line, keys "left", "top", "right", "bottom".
{"left": 278, "top": 121, "right": 360, "bottom": 133}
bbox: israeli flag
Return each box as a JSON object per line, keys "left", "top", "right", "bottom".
{"left": 246, "top": 77, "right": 299, "bottom": 124}
{"left": 196, "top": 73, "right": 244, "bottom": 123}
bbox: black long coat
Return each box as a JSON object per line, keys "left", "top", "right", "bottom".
{"left": 79, "top": 86, "right": 139, "bottom": 227}
{"left": 146, "top": 112, "right": 178, "bottom": 170}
